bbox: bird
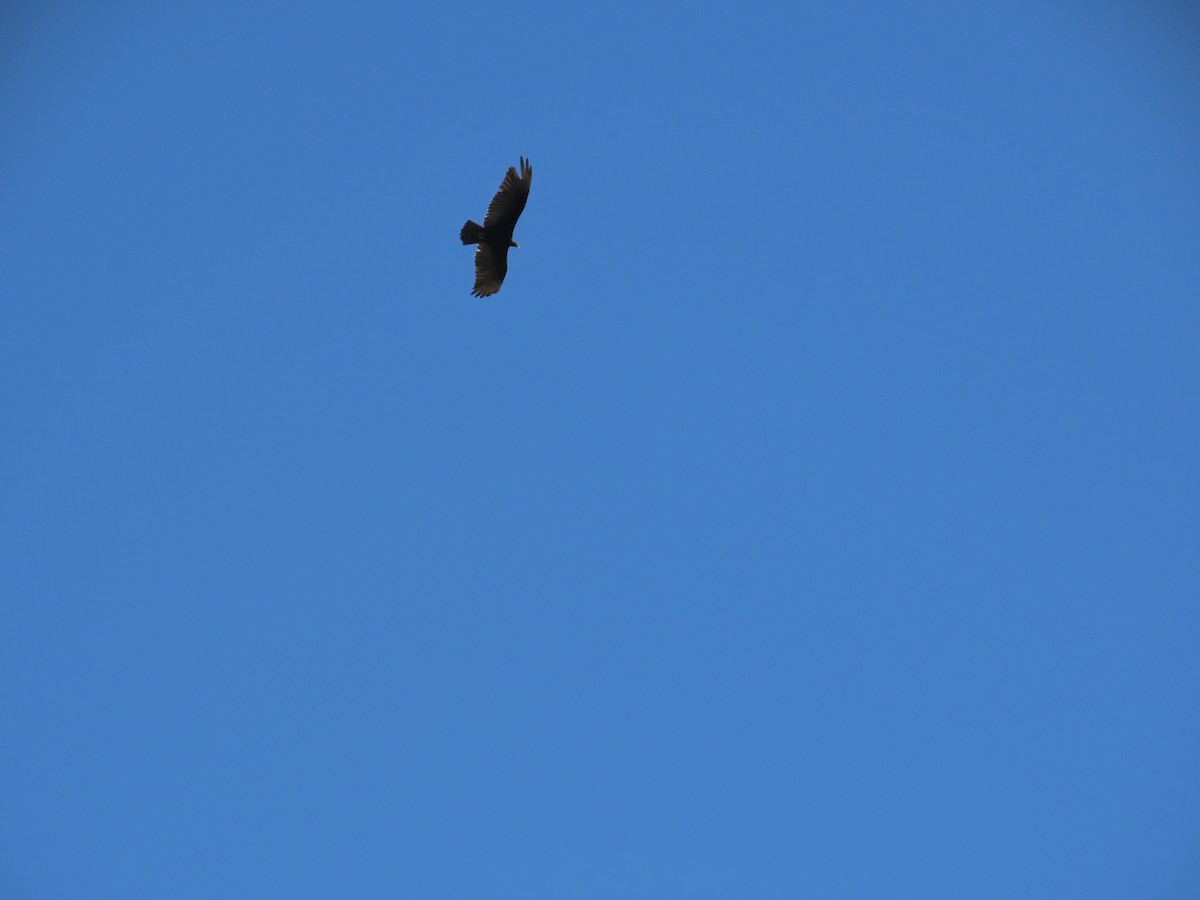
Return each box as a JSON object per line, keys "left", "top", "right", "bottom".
{"left": 460, "top": 157, "right": 532, "bottom": 297}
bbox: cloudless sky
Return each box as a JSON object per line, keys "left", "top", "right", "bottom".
{"left": 3, "top": 1, "right": 1199, "bottom": 897}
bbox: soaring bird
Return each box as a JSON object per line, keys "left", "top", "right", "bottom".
{"left": 460, "top": 157, "right": 532, "bottom": 297}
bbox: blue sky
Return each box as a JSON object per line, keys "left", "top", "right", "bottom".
{"left": 2, "top": 1, "right": 1199, "bottom": 896}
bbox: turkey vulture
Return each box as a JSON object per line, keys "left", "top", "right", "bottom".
{"left": 460, "top": 156, "right": 532, "bottom": 297}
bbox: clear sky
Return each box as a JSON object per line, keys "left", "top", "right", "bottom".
{"left": 3, "top": 1, "right": 1199, "bottom": 897}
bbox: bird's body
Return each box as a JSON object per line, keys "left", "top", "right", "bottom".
{"left": 460, "top": 157, "right": 532, "bottom": 297}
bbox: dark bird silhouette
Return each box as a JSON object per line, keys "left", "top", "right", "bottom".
{"left": 460, "top": 157, "right": 532, "bottom": 297}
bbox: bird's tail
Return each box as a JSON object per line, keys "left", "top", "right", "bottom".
{"left": 460, "top": 220, "right": 484, "bottom": 245}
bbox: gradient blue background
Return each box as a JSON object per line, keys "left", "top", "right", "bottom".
{"left": 3, "top": 2, "right": 1199, "bottom": 896}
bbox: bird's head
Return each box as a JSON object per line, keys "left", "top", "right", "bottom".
{"left": 509, "top": 240, "right": 520, "bottom": 249}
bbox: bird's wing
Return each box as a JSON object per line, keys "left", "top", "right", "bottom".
{"left": 471, "top": 243, "right": 508, "bottom": 297}
{"left": 482, "top": 157, "right": 532, "bottom": 232}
